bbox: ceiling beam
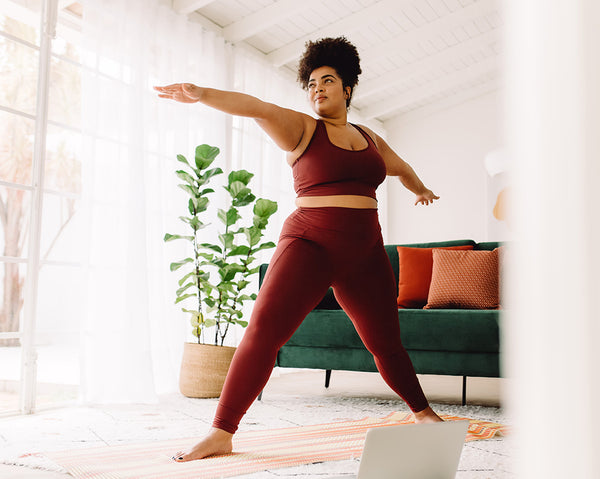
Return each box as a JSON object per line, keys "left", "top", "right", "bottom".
{"left": 266, "top": 0, "right": 407, "bottom": 67}
{"left": 223, "top": 0, "right": 320, "bottom": 44}
{"left": 355, "top": 28, "right": 499, "bottom": 101}
{"left": 172, "top": 0, "right": 216, "bottom": 15}
{"left": 360, "top": 0, "right": 499, "bottom": 64}
{"left": 360, "top": 56, "right": 498, "bottom": 120}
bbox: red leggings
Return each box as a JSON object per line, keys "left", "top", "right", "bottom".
{"left": 213, "top": 207, "right": 429, "bottom": 434}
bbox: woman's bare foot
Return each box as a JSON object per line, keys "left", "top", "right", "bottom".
{"left": 413, "top": 406, "right": 444, "bottom": 424}
{"left": 173, "top": 427, "right": 233, "bottom": 462}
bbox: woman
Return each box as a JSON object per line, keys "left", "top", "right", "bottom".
{"left": 155, "top": 37, "right": 442, "bottom": 462}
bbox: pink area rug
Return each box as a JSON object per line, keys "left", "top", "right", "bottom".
{"left": 42, "top": 412, "right": 508, "bottom": 479}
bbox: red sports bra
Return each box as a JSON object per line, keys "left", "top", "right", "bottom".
{"left": 292, "top": 120, "right": 387, "bottom": 200}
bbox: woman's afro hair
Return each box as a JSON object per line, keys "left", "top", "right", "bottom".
{"left": 297, "top": 37, "right": 361, "bottom": 107}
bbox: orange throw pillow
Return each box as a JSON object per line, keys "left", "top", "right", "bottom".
{"left": 424, "top": 249, "right": 500, "bottom": 310}
{"left": 396, "top": 245, "right": 474, "bottom": 309}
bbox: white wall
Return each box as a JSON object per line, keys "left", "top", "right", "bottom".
{"left": 382, "top": 90, "right": 503, "bottom": 244}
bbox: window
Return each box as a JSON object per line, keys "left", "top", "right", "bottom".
{"left": 0, "top": 1, "right": 83, "bottom": 414}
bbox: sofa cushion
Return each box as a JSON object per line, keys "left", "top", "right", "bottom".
{"left": 385, "top": 240, "right": 475, "bottom": 295}
{"left": 398, "top": 309, "right": 500, "bottom": 353}
{"left": 425, "top": 249, "right": 500, "bottom": 310}
{"left": 284, "top": 309, "right": 500, "bottom": 354}
{"left": 396, "top": 244, "right": 475, "bottom": 309}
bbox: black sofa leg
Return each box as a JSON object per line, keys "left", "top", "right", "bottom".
{"left": 325, "top": 369, "right": 332, "bottom": 388}
{"left": 462, "top": 376, "right": 467, "bottom": 406}
{"left": 257, "top": 390, "right": 263, "bottom": 401}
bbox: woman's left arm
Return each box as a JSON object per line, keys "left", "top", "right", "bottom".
{"left": 360, "top": 126, "right": 440, "bottom": 206}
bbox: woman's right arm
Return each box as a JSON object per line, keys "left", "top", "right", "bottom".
{"left": 154, "top": 83, "right": 309, "bottom": 152}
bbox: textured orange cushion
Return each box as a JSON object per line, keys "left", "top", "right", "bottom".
{"left": 396, "top": 245, "right": 474, "bottom": 309}
{"left": 424, "top": 249, "right": 500, "bottom": 310}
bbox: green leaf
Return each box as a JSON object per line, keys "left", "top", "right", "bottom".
{"left": 176, "top": 282, "right": 196, "bottom": 296}
{"left": 243, "top": 226, "right": 262, "bottom": 247}
{"left": 228, "top": 245, "right": 250, "bottom": 257}
{"left": 203, "top": 317, "right": 217, "bottom": 328}
{"left": 201, "top": 167, "right": 223, "bottom": 183}
{"left": 237, "top": 294, "right": 254, "bottom": 302}
{"left": 189, "top": 217, "right": 201, "bottom": 230}
{"left": 236, "top": 320, "right": 248, "bottom": 328}
{"left": 219, "top": 264, "right": 244, "bottom": 282}
{"left": 254, "top": 198, "right": 278, "bottom": 218}
{"left": 237, "top": 280, "right": 251, "bottom": 289}
{"left": 179, "top": 272, "right": 195, "bottom": 287}
{"left": 224, "top": 208, "right": 241, "bottom": 227}
{"left": 254, "top": 241, "right": 276, "bottom": 252}
{"left": 175, "top": 293, "right": 196, "bottom": 304}
{"left": 164, "top": 233, "right": 194, "bottom": 242}
{"left": 200, "top": 243, "right": 222, "bottom": 254}
{"left": 195, "top": 144, "right": 220, "bottom": 170}
{"left": 176, "top": 170, "right": 196, "bottom": 185}
{"left": 228, "top": 170, "right": 254, "bottom": 186}
{"left": 191, "top": 327, "right": 199, "bottom": 337}
{"left": 227, "top": 181, "right": 247, "bottom": 198}
{"left": 218, "top": 233, "right": 234, "bottom": 250}
{"left": 204, "top": 297, "right": 216, "bottom": 308}
{"left": 178, "top": 183, "right": 199, "bottom": 198}
{"left": 196, "top": 199, "right": 210, "bottom": 217}
{"left": 198, "top": 252, "right": 215, "bottom": 261}
{"left": 176, "top": 154, "right": 190, "bottom": 167}
{"left": 233, "top": 191, "right": 255, "bottom": 208}
{"left": 197, "top": 272, "right": 210, "bottom": 282}
{"left": 170, "top": 258, "right": 194, "bottom": 271}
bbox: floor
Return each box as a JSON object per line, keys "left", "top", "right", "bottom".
{"left": 0, "top": 370, "right": 512, "bottom": 478}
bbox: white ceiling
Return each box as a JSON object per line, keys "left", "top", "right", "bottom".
{"left": 175, "top": 0, "right": 502, "bottom": 125}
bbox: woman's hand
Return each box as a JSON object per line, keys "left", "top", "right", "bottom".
{"left": 415, "top": 189, "right": 440, "bottom": 206}
{"left": 154, "top": 83, "right": 201, "bottom": 103}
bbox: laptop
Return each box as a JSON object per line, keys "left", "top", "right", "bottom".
{"left": 330, "top": 420, "right": 469, "bottom": 479}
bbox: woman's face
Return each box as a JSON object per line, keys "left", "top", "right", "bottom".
{"left": 307, "top": 66, "right": 351, "bottom": 117}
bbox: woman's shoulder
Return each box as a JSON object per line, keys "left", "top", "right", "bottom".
{"left": 355, "top": 123, "right": 380, "bottom": 149}
{"left": 286, "top": 115, "right": 319, "bottom": 166}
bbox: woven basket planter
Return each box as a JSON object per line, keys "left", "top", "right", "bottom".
{"left": 179, "top": 342, "right": 237, "bottom": 398}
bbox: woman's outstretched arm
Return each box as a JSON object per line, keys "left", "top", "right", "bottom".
{"left": 154, "top": 83, "right": 309, "bottom": 152}
{"left": 357, "top": 124, "right": 439, "bottom": 206}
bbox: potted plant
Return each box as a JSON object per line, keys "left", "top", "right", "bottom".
{"left": 165, "top": 144, "right": 277, "bottom": 397}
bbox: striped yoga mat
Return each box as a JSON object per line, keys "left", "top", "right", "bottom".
{"left": 44, "top": 412, "right": 507, "bottom": 479}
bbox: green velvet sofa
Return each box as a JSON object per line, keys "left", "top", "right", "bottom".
{"left": 258, "top": 239, "right": 502, "bottom": 405}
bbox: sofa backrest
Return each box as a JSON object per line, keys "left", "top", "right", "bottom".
{"left": 259, "top": 239, "right": 502, "bottom": 311}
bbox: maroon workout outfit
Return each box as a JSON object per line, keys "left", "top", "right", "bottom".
{"left": 212, "top": 120, "right": 429, "bottom": 434}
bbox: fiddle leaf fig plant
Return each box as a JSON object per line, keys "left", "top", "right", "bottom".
{"left": 165, "top": 144, "right": 277, "bottom": 346}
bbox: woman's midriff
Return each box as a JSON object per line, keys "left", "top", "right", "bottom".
{"left": 295, "top": 195, "right": 377, "bottom": 209}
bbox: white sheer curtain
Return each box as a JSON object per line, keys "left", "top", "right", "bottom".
{"left": 79, "top": 0, "right": 230, "bottom": 403}
{"left": 505, "top": 1, "right": 600, "bottom": 477}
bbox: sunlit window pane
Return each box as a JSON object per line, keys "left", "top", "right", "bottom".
{"left": 0, "top": 261, "right": 26, "bottom": 338}
{"left": 45, "top": 125, "right": 82, "bottom": 194}
{"left": 48, "top": 56, "right": 81, "bottom": 127}
{"left": 0, "top": 9, "right": 40, "bottom": 46}
{"left": 0, "top": 34, "right": 39, "bottom": 116}
{"left": 40, "top": 193, "right": 81, "bottom": 263}
{"left": 0, "top": 185, "right": 31, "bottom": 260}
{"left": 0, "top": 110, "right": 35, "bottom": 185}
